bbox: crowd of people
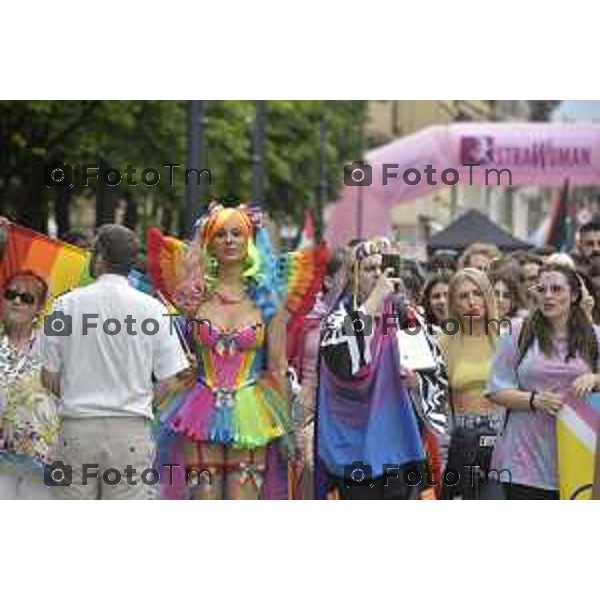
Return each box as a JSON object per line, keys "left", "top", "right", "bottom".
{"left": 1, "top": 209, "right": 600, "bottom": 500}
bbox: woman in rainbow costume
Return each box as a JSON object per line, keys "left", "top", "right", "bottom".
{"left": 152, "top": 201, "right": 292, "bottom": 500}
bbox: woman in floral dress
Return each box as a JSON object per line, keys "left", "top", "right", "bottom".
{"left": 0, "top": 270, "right": 59, "bottom": 499}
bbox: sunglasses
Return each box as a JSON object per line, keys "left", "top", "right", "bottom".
{"left": 4, "top": 289, "right": 37, "bottom": 305}
{"left": 534, "top": 284, "right": 568, "bottom": 296}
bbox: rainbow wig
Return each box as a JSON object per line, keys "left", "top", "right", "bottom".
{"left": 175, "top": 201, "right": 281, "bottom": 323}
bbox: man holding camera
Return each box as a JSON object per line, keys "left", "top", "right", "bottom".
{"left": 317, "top": 239, "right": 443, "bottom": 499}
{"left": 40, "top": 224, "right": 190, "bottom": 500}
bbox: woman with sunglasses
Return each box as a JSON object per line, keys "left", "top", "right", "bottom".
{"left": 486, "top": 263, "right": 600, "bottom": 499}
{"left": 0, "top": 270, "right": 59, "bottom": 499}
{"left": 316, "top": 239, "right": 446, "bottom": 500}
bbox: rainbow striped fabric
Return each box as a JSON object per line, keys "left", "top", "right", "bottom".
{"left": 0, "top": 224, "right": 92, "bottom": 311}
{"left": 556, "top": 392, "right": 600, "bottom": 500}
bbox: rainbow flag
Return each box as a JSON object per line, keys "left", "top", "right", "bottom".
{"left": 556, "top": 392, "right": 600, "bottom": 500}
{"left": 0, "top": 224, "right": 92, "bottom": 311}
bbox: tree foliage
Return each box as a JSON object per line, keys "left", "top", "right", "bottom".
{"left": 0, "top": 100, "right": 367, "bottom": 236}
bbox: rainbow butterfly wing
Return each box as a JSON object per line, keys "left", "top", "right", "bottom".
{"left": 279, "top": 241, "right": 329, "bottom": 316}
{"left": 146, "top": 225, "right": 328, "bottom": 318}
{"left": 146, "top": 228, "right": 188, "bottom": 306}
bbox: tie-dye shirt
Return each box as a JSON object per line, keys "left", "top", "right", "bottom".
{"left": 485, "top": 324, "right": 600, "bottom": 490}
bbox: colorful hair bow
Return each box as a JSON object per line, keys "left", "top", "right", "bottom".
{"left": 195, "top": 199, "right": 264, "bottom": 245}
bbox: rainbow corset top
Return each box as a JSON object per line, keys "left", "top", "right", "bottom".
{"left": 159, "top": 320, "right": 290, "bottom": 449}
{"left": 198, "top": 320, "right": 263, "bottom": 358}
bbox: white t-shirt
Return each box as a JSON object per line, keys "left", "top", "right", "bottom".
{"left": 41, "top": 274, "right": 189, "bottom": 419}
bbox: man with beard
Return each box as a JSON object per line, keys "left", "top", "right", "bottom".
{"left": 576, "top": 219, "right": 600, "bottom": 270}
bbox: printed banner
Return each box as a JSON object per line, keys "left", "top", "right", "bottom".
{"left": 327, "top": 122, "right": 600, "bottom": 244}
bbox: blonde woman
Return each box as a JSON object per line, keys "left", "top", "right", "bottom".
{"left": 439, "top": 268, "right": 504, "bottom": 499}
{"left": 458, "top": 243, "right": 502, "bottom": 272}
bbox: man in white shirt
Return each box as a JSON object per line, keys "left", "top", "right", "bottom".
{"left": 41, "top": 224, "right": 190, "bottom": 499}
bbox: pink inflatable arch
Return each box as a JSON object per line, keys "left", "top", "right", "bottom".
{"left": 325, "top": 122, "right": 600, "bottom": 245}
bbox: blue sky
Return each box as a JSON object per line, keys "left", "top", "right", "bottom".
{"left": 553, "top": 100, "right": 600, "bottom": 121}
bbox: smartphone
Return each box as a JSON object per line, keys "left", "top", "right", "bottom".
{"left": 381, "top": 253, "right": 402, "bottom": 278}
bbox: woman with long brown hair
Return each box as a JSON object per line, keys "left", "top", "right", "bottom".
{"left": 486, "top": 263, "right": 600, "bottom": 499}
{"left": 489, "top": 269, "right": 525, "bottom": 333}
{"left": 421, "top": 274, "right": 450, "bottom": 331}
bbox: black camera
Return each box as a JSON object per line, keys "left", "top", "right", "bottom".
{"left": 44, "top": 311, "right": 73, "bottom": 337}
{"left": 344, "top": 160, "right": 372, "bottom": 187}
{"left": 381, "top": 253, "right": 402, "bottom": 279}
{"left": 44, "top": 161, "right": 74, "bottom": 188}
{"left": 44, "top": 460, "right": 73, "bottom": 487}
{"left": 344, "top": 461, "right": 373, "bottom": 487}
{"left": 342, "top": 310, "right": 373, "bottom": 336}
